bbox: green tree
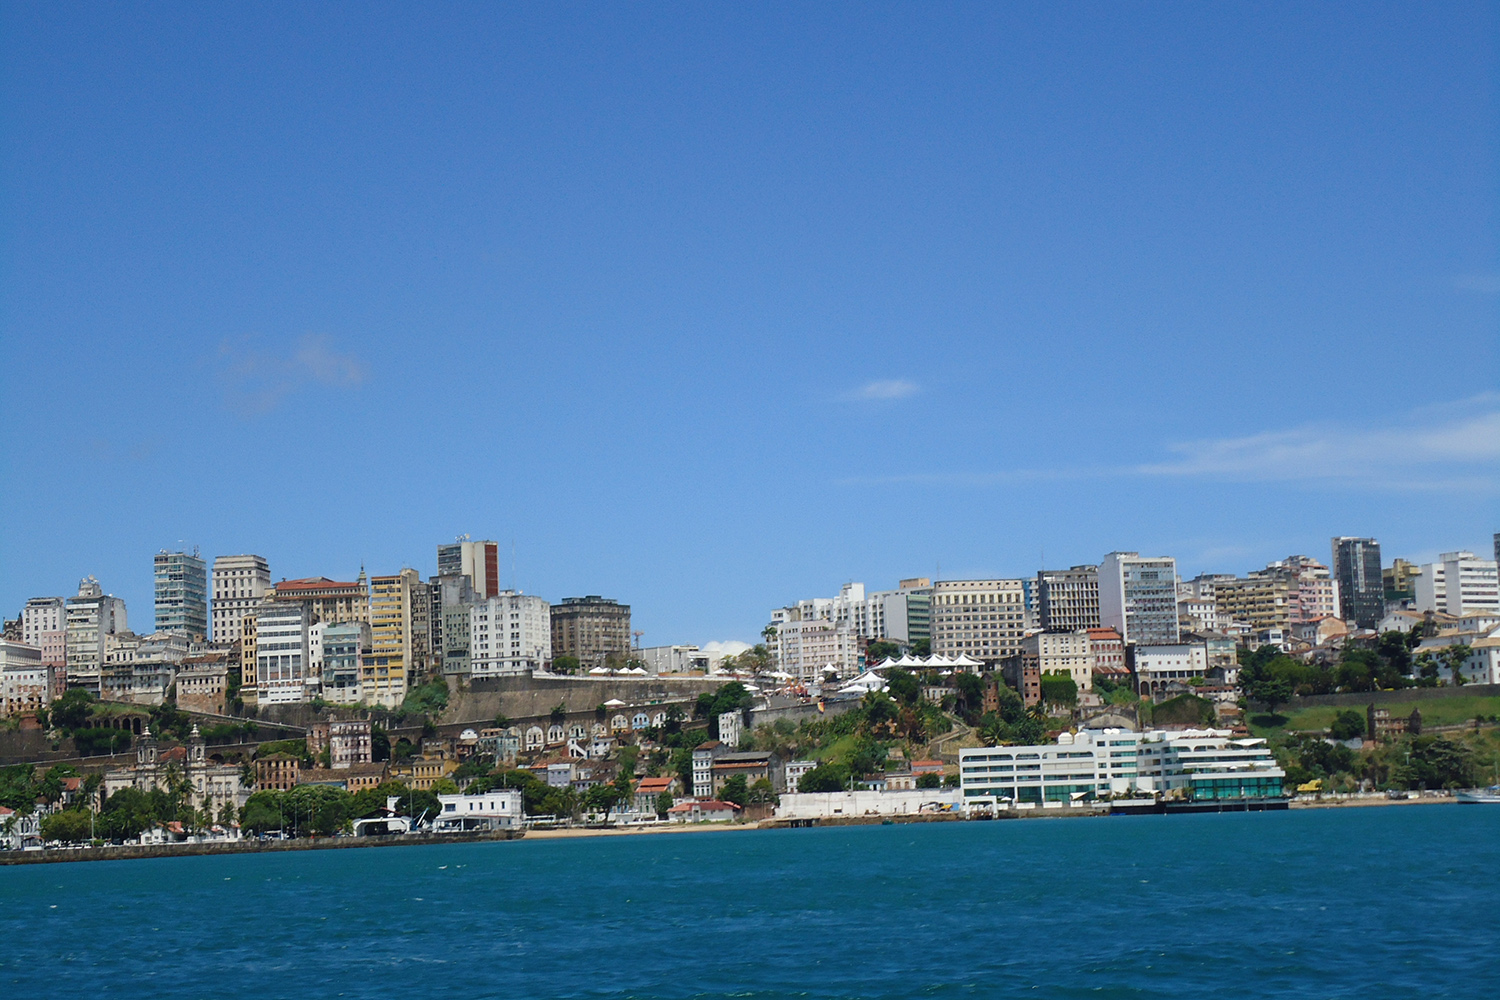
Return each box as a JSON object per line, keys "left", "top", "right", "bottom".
{"left": 884, "top": 669, "right": 920, "bottom": 706}
{"left": 1247, "top": 676, "right": 1293, "bottom": 716}
{"left": 430, "top": 778, "right": 460, "bottom": 796}
{"left": 1039, "top": 673, "right": 1078, "bottom": 706}
{"left": 655, "top": 790, "right": 674, "bottom": 817}
{"left": 1443, "top": 645, "right": 1474, "bottom": 685}
{"left": 953, "top": 672, "right": 985, "bottom": 722}
{"left": 552, "top": 655, "right": 581, "bottom": 675}
{"left": 371, "top": 725, "right": 391, "bottom": 762}
{"left": 866, "top": 641, "right": 902, "bottom": 664}
{"left": 584, "top": 783, "right": 623, "bottom": 819}
{"left": 916, "top": 773, "right": 941, "bottom": 789}
{"left": 51, "top": 689, "right": 94, "bottom": 731}
{"left": 719, "top": 774, "right": 749, "bottom": 806}
{"left": 240, "top": 790, "right": 286, "bottom": 833}
{"left": 747, "top": 778, "right": 778, "bottom": 805}
{"left": 911, "top": 638, "right": 931, "bottom": 657}
{"left": 1328, "top": 710, "right": 1366, "bottom": 741}
{"left": 40, "top": 809, "right": 94, "bottom": 844}
{"left": 798, "top": 764, "right": 848, "bottom": 793}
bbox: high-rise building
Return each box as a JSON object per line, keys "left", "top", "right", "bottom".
{"left": 64, "top": 577, "right": 127, "bottom": 695}
{"left": 21, "top": 597, "right": 64, "bottom": 649}
{"left": 930, "top": 579, "right": 1029, "bottom": 661}
{"left": 254, "top": 599, "right": 310, "bottom": 705}
{"left": 550, "top": 596, "right": 631, "bottom": 669}
{"left": 1098, "top": 553, "right": 1180, "bottom": 645}
{"left": 154, "top": 550, "right": 208, "bottom": 639}
{"left": 437, "top": 538, "right": 500, "bottom": 600}
{"left": 364, "top": 569, "right": 422, "bottom": 707}
{"left": 430, "top": 572, "right": 477, "bottom": 674}
{"left": 211, "top": 554, "right": 270, "bottom": 643}
{"left": 1414, "top": 551, "right": 1500, "bottom": 616}
{"left": 321, "top": 621, "right": 370, "bottom": 704}
{"left": 1331, "top": 537, "right": 1383, "bottom": 628}
{"left": 469, "top": 591, "right": 552, "bottom": 677}
{"left": 1036, "top": 566, "right": 1100, "bottom": 632}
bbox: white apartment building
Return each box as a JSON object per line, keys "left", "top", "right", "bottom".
{"left": 1132, "top": 643, "right": 1209, "bottom": 699}
{"left": 255, "top": 600, "right": 310, "bottom": 704}
{"left": 1415, "top": 551, "right": 1500, "bottom": 616}
{"left": 469, "top": 591, "right": 552, "bottom": 677}
{"left": 1177, "top": 596, "right": 1230, "bottom": 633}
{"left": 774, "top": 617, "right": 862, "bottom": 681}
{"left": 0, "top": 640, "right": 49, "bottom": 717}
{"left": 211, "top": 554, "right": 270, "bottom": 644}
{"left": 64, "top": 577, "right": 128, "bottom": 695}
{"left": 1020, "top": 630, "right": 1095, "bottom": 691}
{"left": 1099, "top": 552, "right": 1180, "bottom": 645}
{"left": 931, "top": 579, "right": 1029, "bottom": 661}
{"left": 959, "top": 727, "right": 1284, "bottom": 805}
{"left": 21, "top": 597, "right": 64, "bottom": 648}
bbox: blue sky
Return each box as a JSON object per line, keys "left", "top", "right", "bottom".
{"left": 2, "top": 3, "right": 1496, "bottom": 645}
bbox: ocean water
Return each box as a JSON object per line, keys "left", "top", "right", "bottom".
{"left": 1, "top": 806, "right": 1496, "bottom": 999}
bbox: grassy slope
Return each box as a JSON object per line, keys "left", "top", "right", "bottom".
{"left": 1250, "top": 694, "right": 1500, "bottom": 737}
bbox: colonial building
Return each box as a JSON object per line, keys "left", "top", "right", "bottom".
{"left": 103, "top": 725, "right": 249, "bottom": 819}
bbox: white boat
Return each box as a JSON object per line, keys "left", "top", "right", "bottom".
{"left": 1455, "top": 786, "right": 1500, "bottom": 804}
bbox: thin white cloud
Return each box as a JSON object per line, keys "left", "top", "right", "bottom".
{"left": 843, "top": 379, "right": 920, "bottom": 401}
{"left": 216, "top": 335, "right": 370, "bottom": 415}
{"left": 1139, "top": 402, "right": 1500, "bottom": 485}
{"left": 1453, "top": 272, "right": 1500, "bottom": 294}
{"left": 836, "top": 396, "right": 1500, "bottom": 493}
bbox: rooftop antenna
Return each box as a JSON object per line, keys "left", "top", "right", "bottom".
{"left": 511, "top": 539, "right": 517, "bottom": 595}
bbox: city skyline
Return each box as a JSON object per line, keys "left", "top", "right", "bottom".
{"left": 2, "top": 6, "right": 1496, "bottom": 645}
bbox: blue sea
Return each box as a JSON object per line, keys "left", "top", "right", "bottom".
{"left": 2, "top": 806, "right": 1496, "bottom": 999}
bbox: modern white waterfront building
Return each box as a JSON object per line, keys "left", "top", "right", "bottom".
{"left": 959, "top": 728, "right": 1284, "bottom": 805}
{"left": 431, "top": 789, "right": 524, "bottom": 832}
{"left": 469, "top": 591, "right": 551, "bottom": 677}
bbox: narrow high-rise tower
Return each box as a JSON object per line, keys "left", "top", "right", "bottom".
{"left": 154, "top": 549, "right": 208, "bottom": 639}
{"left": 1330, "top": 537, "right": 1383, "bottom": 629}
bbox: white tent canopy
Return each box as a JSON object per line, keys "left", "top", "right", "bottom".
{"left": 588, "top": 667, "right": 610, "bottom": 675}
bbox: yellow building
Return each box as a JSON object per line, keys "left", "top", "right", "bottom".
{"left": 239, "top": 612, "right": 258, "bottom": 704}
{"left": 390, "top": 756, "right": 457, "bottom": 790}
{"left": 365, "top": 569, "right": 421, "bottom": 708}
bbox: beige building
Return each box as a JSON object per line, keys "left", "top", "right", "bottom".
{"left": 1020, "top": 630, "right": 1095, "bottom": 691}
{"left": 550, "top": 596, "right": 631, "bottom": 669}
{"left": 269, "top": 574, "right": 370, "bottom": 625}
{"left": 176, "top": 653, "right": 231, "bottom": 715}
{"left": 211, "top": 554, "right": 270, "bottom": 644}
{"left": 931, "top": 579, "right": 1028, "bottom": 661}
{"left": 0, "top": 640, "right": 49, "bottom": 717}
{"left": 1214, "top": 575, "right": 1291, "bottom": 634}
